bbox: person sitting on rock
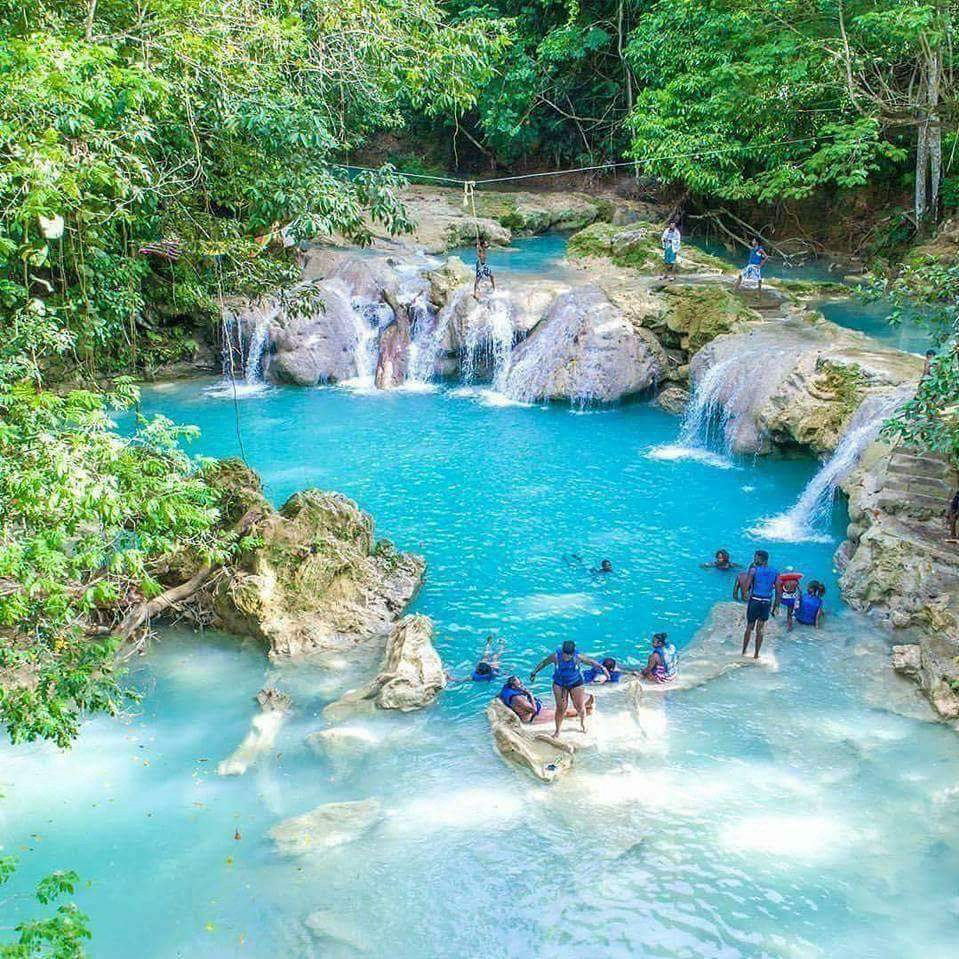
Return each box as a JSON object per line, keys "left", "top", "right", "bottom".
{"left": 641, "top": 633, "right": 678, "bottom": 683}
{"left": 795, "top": 582, "right": 825, "bottom": 628}
{"left": 702, "top": 548, "right": 738, "bottom": 571}
{"left": 473, "top": 238, "right": 495, "bottom": 300}
{"left": 499, "top": 675, "right": 596, "bottom": 725}
{"left": 447, "top": 635, "right": 505, "bottom": 683}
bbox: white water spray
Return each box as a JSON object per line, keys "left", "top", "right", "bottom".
{"left": 751, "top": 389, "right": 909, "bottom": 542}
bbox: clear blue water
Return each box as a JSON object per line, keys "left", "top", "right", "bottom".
{"left": 448, "top": 231, "right": 572, "bottom": 277}
{"left": 817, "top": 298, "right": 933, "bottom": 353}
{"left": 2, "top": 380, "right": 958, "bottom": 959}
{"left": 685, "top": 235, "right": 843, "bottom": 283}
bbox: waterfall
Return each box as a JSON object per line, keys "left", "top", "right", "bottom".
{"left": 244, "top": 313, "right": 271, "bottom": 385}
{"left": 213, "top": 300, "right": 276, "bottom": 396}
{"left": 751, "top": 389, "right": 909, "bottom": 542}
{"left": 463, "top": 293, "right": 514, "bottom": 385}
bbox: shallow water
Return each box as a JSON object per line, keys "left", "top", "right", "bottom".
{"left": 2, "top": 381, "right": 958, "bottom": 958}
{"left": 448, "top": 232, "right": 572, "bottom": 278}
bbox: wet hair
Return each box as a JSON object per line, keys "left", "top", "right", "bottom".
{"left": 600, "top": 559, "right": 613, "bottom": 570}
{"left": 475, "top": 661, "right": 493, "bottom": 676}
{"left": 602, "top": 657, "right": 617, "bottom": 671}
{"left": 754, "top": 549, "right": 769, "bottom": 564}
{"left": 716, "top": 549, "right": 729, "bottom": 562}
{"left": 652, "top": 632, "right": 668, "bottom": 645}
{"left": 561, "top": 640, "right": 576, "bottom": 655}
{"left": 505, "top": 675, "right": 520, "bottom": 687}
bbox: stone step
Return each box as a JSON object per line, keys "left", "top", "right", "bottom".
{"left": 886, "top": 459, "right": 952, "bottom": 481}
{"left": 877, "top": 488, "right": 949, "bottom": 513}
{"left": 884, "top": 468, "right": 953, "bottom": 493}
{"left": 891, "top": 449, "right": 952, "bottom": 469}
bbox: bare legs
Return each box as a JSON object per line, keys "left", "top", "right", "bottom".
{"left": 552, "top": 683, "right": 568, "bottom": 737}
{"left": 742, "top": 620, "right": 765, "bottom": 658}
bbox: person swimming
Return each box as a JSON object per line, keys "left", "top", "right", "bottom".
{"left": 795, "top": 582, "right": 825, "bottom": 628}
{"left": 641, "top": 633, "right": 677, "bottom": 683}
{"left": 591, "top": 559, "right": 614, "bottom": 575}
{"left": 583, "top": 657, "right": 623, "bottom": 684}
{"left": 446, "top": 635, "right": 505, "bottom": 683}
{"left": 702, "top": 549, "right": 739, "bottom": 571}
{"left": 530, "top": 640, "right": 608, "bottom": 736}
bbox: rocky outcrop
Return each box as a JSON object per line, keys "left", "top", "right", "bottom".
{"left": 838, "top": 441, "right": 959, "bottom": 719}
{"left": 204, "top": 462, "right": 424, "bottom": 657}
{"left": 217, "top": 687, "right": 291, "bottom": 776}
{"left": 486, "top": 698, "right": 576, "bottom": 783}
{"left": 654, "top": 284, "right": 755, "bottom": 355}
{"left": 266, "top": 281, "right": 365, "bottom": 386}
{"left": 323, "top": 614, "right": 446, "bottom": 717}
{"left": 269, "top": 799, "right": 381, "bottom": 856}
{"left": 655, "top": 384, "right": 690, "bottom": 414}
{"left": 688, "top": 313, "right": 924, "bottom": 454}
{"left": 500, "top": 285, "right": 667, "bottom": 404}
{"left": 381, "top": 186, "right": 623, "bottom": 253}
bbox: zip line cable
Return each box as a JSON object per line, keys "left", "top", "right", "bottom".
{"left": 332, "top": 131, "right": 863, "bottom": 189}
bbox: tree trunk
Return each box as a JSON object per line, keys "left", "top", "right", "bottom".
{"left": 916, "top": 119, "right": 930, "bottom": 226}
{"left": 928, "top": 50, "right": 943, "bottom": 222}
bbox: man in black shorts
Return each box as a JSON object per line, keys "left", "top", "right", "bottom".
{"left": 741, "top": 549, "right": 781, "bottom": 659}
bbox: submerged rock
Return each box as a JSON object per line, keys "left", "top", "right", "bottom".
{"left": 500, "top": 286, "right": 666, "bottom": 404}
{"left": 486, "top": 698, "right": 576, "bottom": 783}
{"left": 324, "top": 614, "right": 446, "bottom": 717}
{"left": 205, "top": 463, "right": 424, "bottom": 657}
{"left": 655, "top": 384, "right": 690, "bottom": 414}
{"left": 269, "top": 798, "right": 382, "bottom": 856}
{"left": 304, "top": 910, "right": 370, "bottom": 954}
{"left": 217, "top": 687, "right": 292, "bottom": 777}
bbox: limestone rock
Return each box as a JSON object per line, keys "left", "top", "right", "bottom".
{"left": 657, "top": 284, "right": 754, "bottom": 354}
{"left": 304, "top": 910, "right": 370, "bottom": 954}
{"left": 839, "top": 442, "right": 959, "bottom": 720}
{"left": 216, "top": 687, "right": 291, "bottom": 777}
{"left": 206, "top": 471, "right": 424, "bottom": 657}
{"left": 269, "top": 799, "right": 381, "bottom": 856}
{"left": 501, "top": 286, "right": 666, "bottom": 404}
{"left": 655, "top": 384, "right": 690, "bottom": 414}
{"left": 266, "top": 282, "right": 363, "bottom": 386}
{"left": 486, "top": 698, "right": 575, "bottom": 783}
{"left": 427, "top": 256, "right": 472, "bottom": 307}
{"left": 324, "top": 614, "right": 446, "bottom": 717}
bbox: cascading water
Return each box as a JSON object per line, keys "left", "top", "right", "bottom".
{"left": 243, "top": 313, "right": 272, "bottom": 385}
{"left": 751, "top": 388, "right": 910, "bottom": 542}
{"left": 462, "top": 293, "right": 514, "bottom": 385}
{"left": 213, "top": 300, "right": 278, "bottom": 395}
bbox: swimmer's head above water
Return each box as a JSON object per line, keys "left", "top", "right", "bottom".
{"left": 474, "top": 661, "right": 493, "bottom": 677}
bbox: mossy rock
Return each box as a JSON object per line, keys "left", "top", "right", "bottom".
{"left": 658, "top": 284, "right": 754, "bottom": 353}
{"left": 775, "top": 278, "right": 849, "bottom": 299}
{"left": 810, "top": 360, "right": 865, "bottom": 437}
{"left": 568, "top": 222, "right": 660, "bottom": 271}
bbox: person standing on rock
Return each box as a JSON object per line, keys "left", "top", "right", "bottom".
{"left": 473, "top": 238, "right": 495, "bottom": 300}
{"left": 530, "top": 640, "right": 608, "bottom": 737}
{"left": 741, "top": 549, "right": 781, "bottom": 657}
{"left": 947, "top": 487, "right": 959, "bottom": 543}
{"left": 660, "top": 221, "right": 682, "bottom": 281}
{"left": 735, "top": 237, "right": 768, "bottom": 292}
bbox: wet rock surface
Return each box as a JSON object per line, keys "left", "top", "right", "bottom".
{"left": 269, "top": 798, "right": 382, "bottom": 855}
{"left": 203, "top": 463, "right": 424, "bottom": 657}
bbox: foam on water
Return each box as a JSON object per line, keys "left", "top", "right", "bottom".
{"left": 646, "top": 442, "right": 735, "bottom": 469}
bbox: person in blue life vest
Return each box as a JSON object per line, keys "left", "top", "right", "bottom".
{"left": 741, "top": 549, "right": 782, "bottom": 658}
{"left": 446, "top": 635, "right": 506, "bottom": 684}
{"left": 583, "top": 657, "right": 625, "bottom": 684}
{"left": 734, "top": 237, "right": 769, "bottom": 292}
{"left": 795, "top": 582, "right": 826, "bottom": 628}
{"left": 530, "top": 640, "right": 608, "bottom": 737}
{"left": 641, "top": 633, "right": 678, "bottom": 683}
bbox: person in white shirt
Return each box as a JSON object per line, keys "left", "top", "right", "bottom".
{"left": 661, "top": 221, "right": 681, "bottom": 280}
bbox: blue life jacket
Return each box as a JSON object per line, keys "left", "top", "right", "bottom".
{"left": 552, "top": 648, "right": 583, "bottom": 685}
{"left": 584, "top": 665, "right": 620, "bottom": 683}
{"left": 471, "top": 666, "right": 498, "bottom": 682}
{"left": 499, "top": 685, "right": 529, "bottom": 707}
{"left": 796, "top": 594, "right": 822, "bottom": 625}
{"left": 751, "top": 566, "right": 779, "bottom": 600}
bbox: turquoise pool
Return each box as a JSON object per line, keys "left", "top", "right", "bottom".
{"left": 2, "top": 380, "right": 958, "bottom": 958}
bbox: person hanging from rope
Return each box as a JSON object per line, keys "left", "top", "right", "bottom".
{"left": 735, "top": 237, "right": 769, "bottom": 292}
{"left": 473, "top": 237, "right": 495, "bottom": 300}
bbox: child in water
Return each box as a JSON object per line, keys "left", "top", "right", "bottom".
{"left": 446, "top": 635, "right": 506, "bottom": 683}
{"left": 702, "top": 549, "right": 738, "bottom": 571}
{"left": 777, "top": 572, "right": 803, "bottom": 631}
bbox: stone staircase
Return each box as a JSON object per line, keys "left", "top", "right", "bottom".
{"left": 877, "top": 447, "right": 956, "bottom": 520}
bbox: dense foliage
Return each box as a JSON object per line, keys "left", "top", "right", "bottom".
{"left": 0, "top": 859, "right": 90, "bottom": 959}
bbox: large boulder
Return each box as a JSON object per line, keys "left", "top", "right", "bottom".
{"left": 500, "top": 286, "right": 666, "bottom": 404}
{"left": 266, "top": 281, "right": 364, "bottom": 386}
{"left": 486, "top": 698, "right": 576, "bottom": 783}
{"left": 269, "top": 799, "right": 381, "bottom": 856}
{"left": 655, "top": 284, "right": 754, "bottom": 355}
{"left": 206, "top": 468, "right": 424, "bottom": 657}
{"left": 324, "top": 614, "right": 446, "bottom": 717}
{"left": 688, "top": 314, "right": 923, "bottom": 454}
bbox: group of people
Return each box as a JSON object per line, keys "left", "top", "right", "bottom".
{"left": 450, "top": 633, "right": 677, "bottom": 738}
{"left": 703, "top": 548, "right": 826, "bottom": 657}
{"left": 660, "top": 221, "right": 768, "bottom": 289}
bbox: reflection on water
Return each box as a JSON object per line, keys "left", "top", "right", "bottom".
{"left": 1, "top": 383, "right": 954, "bottom": 959}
